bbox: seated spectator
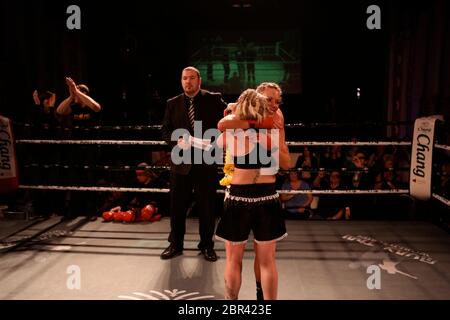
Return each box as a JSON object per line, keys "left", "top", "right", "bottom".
{"left": 394, "top": 146, "right": 411, "bottom": 188}
{"left": 374, "top": 156, "right": 415, "bottom": 220}
{"left": 342, "top": 145, "right": 360, "bottom": 168}
{"left": 348, "top": 150, "right": 374, "bottom": 190}
{"left": 280, "top": 171, "right": 313, "bottom": 219}
{"left": 319, "top": 146, "right": 344, "bottom": 170}
{"left": 126, "top": 162, "right": 159, "bottom": 208}
{"left": 313, "top": 170, "right": 351, "bottom": 220}
{"left": 295, "top": 147, "right": 319, "bottom": 185}
{"left": 374, "top": 156, "right": 400, "bottom": 190}
{"left": 345, "top": 150, "right": 377, "bottom": 218}
{"left": 367, "top": 145, "right": 387, "bottom": 171}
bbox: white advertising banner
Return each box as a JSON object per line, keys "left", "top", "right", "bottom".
{"left": 0, "top": 115, "right": 19, "bottom": 194}
{"left": 409, "top": 115, "right": 444, "bottom": 200}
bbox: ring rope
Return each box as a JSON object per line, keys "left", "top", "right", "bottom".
{"left": 18, "top": 184, "right": 409, "bottom": 195}
{"left": 22, "top": 163, "right": 171, "bottom": 171}
{"left": 13, "top": 122, "right": 163, "bottom": 131}
{"left": 15, "top": 139, "right": 412, "bottom": 147}
{"left": 21, "top": 162, "right": 412, "bottom": 173}
{"left": 15, "top": 139, "right": 166, "bottom": 145}
{"left": 432, "top": 193, "right": 450, "bottom": 206}
{"left": 435, "top": 144, "right": 450, "bottom": 151}
{"left": 12, "top": 121, "right": 414, "bottom": 131}
{"left": 286, "top": 141, "right": 411, "bottom": 146}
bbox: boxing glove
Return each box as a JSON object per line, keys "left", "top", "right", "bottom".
{"left": 102, "top": 211, "right": 114, "bottom": 222}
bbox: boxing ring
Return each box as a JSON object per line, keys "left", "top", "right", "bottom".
{"left": 0, "top": 116, "right": 449, "bottom": 300}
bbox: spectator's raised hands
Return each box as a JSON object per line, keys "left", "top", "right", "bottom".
{"left": 65, "top": 77, "right": 78, "bottom": 97}
{"left": 48, "top": 92, "right": 56, "bottom": 107}
{"left": 32, "top": 90, "right": 40, "bottom": 105}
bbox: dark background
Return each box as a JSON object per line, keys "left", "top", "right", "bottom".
{"left": 0, "top": 0, "right": 449, "bottom": 131}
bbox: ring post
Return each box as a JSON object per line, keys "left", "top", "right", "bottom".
{"left": 409, "top": 115, "right": 444, "bottom": 200}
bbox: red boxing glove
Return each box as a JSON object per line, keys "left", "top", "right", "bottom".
{"left": 256, "top": 117, "right": 274, "bottom": 129}
{"left": 102, "top": 211, "right": 114, "bottom": 222}
{"left": 140, "top": 204, "right": 156, "bottom": 221}
{"left": 122, "top": 210, "right": 135, "bottom": 223}
{"left": 113, "top": 211, "right": 125, "bottom": 222}
{"left": 248, "top": 117, "right": 274, "bottom": 129}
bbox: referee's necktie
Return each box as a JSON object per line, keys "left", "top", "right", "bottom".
{"left": 188, "top": 98, "right": 195, "bottom": 129}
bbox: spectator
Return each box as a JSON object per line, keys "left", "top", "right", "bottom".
{"left": 295, "top": 147, "right": 319, "bottom": 185}
{"left": 313, "top": 170, "right": 351, "bottom": 220}
{"left": 56, "top": 77, "right": 102, "bottom": 220}
{"left": 56, "top": 77, "right": 101, "bottom": 126}
{"left": 367, "top": 145, "right": 387, "bottom": 171}
{"left": 31, "top": 89, "right": 58, "bottom": 128}
{"left": 280, "top": 171, "right": 313, "bottom": 219}
{"left": 374, "top": 156, "right": 399, "bottom": 190}
{"left": 25, "top": 90, "right": 61, "bottom": 218}
{"left": 347, "top": 150, "right": 376, "bottom": 219}
{"left": 126, "top": 162, "right": 160, "bottom": 210}
{"left": 394, "top": 146, "right": 411, "bottom": 188}
{"left": 319, "top": 146, "right": 344, "bottom": 170}
{"left": 374, "top": 156, "right": 415, "bottom": 220}
{"left": 349, "top": 150, "right": 374, "bottom": 190}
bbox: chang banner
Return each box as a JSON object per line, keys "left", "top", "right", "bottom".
{"left": 0, "top": 115, "right": 19, "bottom": 194}
{"left": 409, "top": 115, "right": 444, "bottom": 200}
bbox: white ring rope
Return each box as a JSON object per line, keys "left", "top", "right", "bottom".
{"left": 15, "top": 139, "right": 412, "bottom": 146}
{"left": 21, "top": 163, "right": 410, "bottom": 173}
{"left": 435, "top": 144, "right": 450, "bottom": 151}
{"left": 13, "top": 121, "right": 414, "bottom": 130}
{"left": 18, "top": 185, "right": 409, "bottom": 195}
{"left": 15, "top": 139, "right": 166, "bottom": 145}
{"left": 19, "top": 185, "right": 170, "bottom": 193}
{"left": 286, "top": 141, "right": 412, "bottom": 146}
{"left": 432, "top": 193, "right": 450, "bottom": 207}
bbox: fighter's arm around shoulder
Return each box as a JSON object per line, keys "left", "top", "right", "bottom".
{"left": 262, "top": 128, "right": 290, "bottom": 170}
{"left": 273, "top": 109, "right": 285, "bottom": 129}
{"left": 217, "top": 114, "right": 250, "bottom": 132}
{"left": 216, "top": 125, "right": 237, "bottom": 149}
